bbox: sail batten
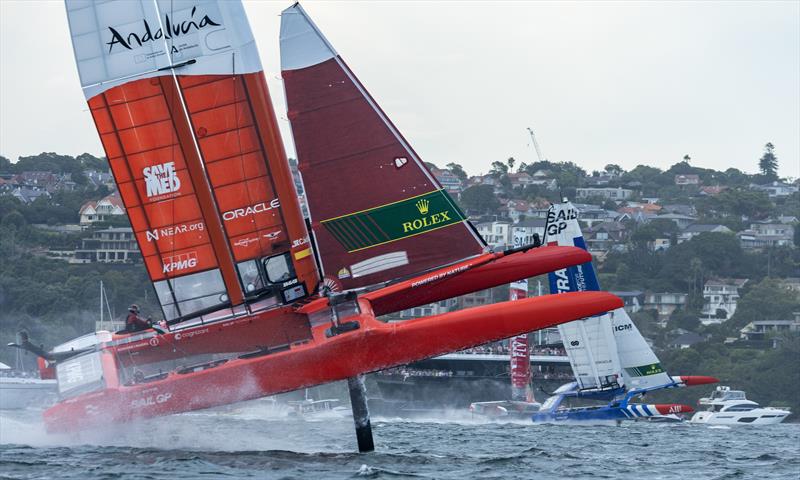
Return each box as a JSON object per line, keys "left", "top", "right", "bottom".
{"left": 281, "top": 4, "right": 485, "bottom": 290}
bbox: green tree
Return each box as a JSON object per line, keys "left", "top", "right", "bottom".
{"left": 758, "top": 142, "right": 778, "bottom": 181}
{"left": 604, "top": 164, "right": 623, "bottom": 176}
{"left": 726, "top": 278, "right": 799, "bottom": 332}
{"left": 698, "top": 188, "right": 773, "bottom": 220}
{"left": 722, "top": 168, "right": 754, "bottom": 187}
{"left": 1, "top": 211, "right": 25, "bottom": 229}
{"left": 629, "top": 218, "right": 679, "bottom": 248}
{"left": 667, "top": 310, "right": 700, "bottom": 332}
{"left": 76, "top": 153, "right": 108, "bottom": 171}
{"left": 489, "top": 160, "right": 509, "bottom": 178}
{"left": 0, "top": 155, "right": 12, "bottom": 173}
{"left": 459, "top": 185, "right": 500, "bottom": 213}
{"left": 0, "top": 196, "right": 22, "bottom": 219}
{"left": 506, "top": 157, "right": 516, "bottom": 173}
{"left": 15, "top": 152, "right": 79, "bottom": 174}
{"left": 622, "top": 165, "right": 671, "bottom": 195}
{"left": 446, "top": 162, "right": 468, "bottom": 182}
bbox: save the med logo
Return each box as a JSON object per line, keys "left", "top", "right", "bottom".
{"left": 321, "top": 190, "right": 465, "bottom": 253}
{"left": 143, "top": 162, "right": 181, "bottom": 198}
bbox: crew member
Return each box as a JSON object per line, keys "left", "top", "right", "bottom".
{"left": 125, "top": 304, "right": 150, "bottom": 333}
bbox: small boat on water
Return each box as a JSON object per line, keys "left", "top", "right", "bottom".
{"left": 287, "top": 399, "right": 351, "bottom": 418}
{"left": 0, "top": 362, "right": 57, "bottom": 410}
{"left": 469, "top": 280, "right": 542, "bottom": 420}
{"left": 690, "top": 386, "right": 791, "bottom": 425}
{"left": 287, "top": 388, "right": 351, "bottom": 418}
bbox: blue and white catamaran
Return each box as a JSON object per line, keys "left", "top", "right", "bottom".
{"left": 532, "top": 200, "right": 717, "bottom": 423}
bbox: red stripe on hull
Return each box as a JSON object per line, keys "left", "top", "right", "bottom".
{"left": 44, "top": 291, "right": 622, "bottom": 432}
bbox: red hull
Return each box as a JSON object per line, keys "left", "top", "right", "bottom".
{"left": 104, "top": 245, "right": 591, "bottom": 365}
{"left": 44, "top": 291, "right": 622, "bottom": 433}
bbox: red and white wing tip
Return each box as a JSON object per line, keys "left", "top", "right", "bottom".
{"left": 672, "top": 375, "right": 720, "bottom": 386}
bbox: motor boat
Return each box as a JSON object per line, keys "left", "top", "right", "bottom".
{"left": 287, "top": 398, "right": 352, "bottom": 418}
{"left": 690, "top": 386, "right": 790, "bottom": 425}
{"left": 0, "top": 362, "right": 57, "bottom": 410}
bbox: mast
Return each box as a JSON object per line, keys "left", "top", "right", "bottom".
{"left": 99, "top": 280, "right": 103, "bottom": 331}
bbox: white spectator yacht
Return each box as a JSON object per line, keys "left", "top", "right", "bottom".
{"left": 690, "top": 386, "right": 790, "bottom": 425}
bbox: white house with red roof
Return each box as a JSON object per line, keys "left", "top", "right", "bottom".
{"left": 79, "top": 192, "right": 126, "bottom": 227}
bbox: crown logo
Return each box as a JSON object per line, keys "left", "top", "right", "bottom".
{"left": 416, "top": 199, "right": 430, "bottom": 215}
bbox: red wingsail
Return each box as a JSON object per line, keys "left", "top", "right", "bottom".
{"left": 280, "top": 4, "right": 486, "bottom": 291}
{"left": 66, "top": 0, "right": 318, "bottom": 321}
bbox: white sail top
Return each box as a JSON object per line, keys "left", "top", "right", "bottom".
{"left": 279, "top": 3, "right": 337, "bottom": 71}
{"left": 65, "top": 0, "right": 261, "bottom": 98}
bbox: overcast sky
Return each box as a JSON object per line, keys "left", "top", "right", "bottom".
{"left": 1, "top": 1, "right": 798, "bottom": 179}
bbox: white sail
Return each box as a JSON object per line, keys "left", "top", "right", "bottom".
{"left": 545, "top": 200, "right": 674, "bottom": 392}
{"left": 545, "top": 202, "right": 622, "bottom": 391}
{"left": 66, "top": 0, "right": 262, "bottom": 99}
{"left": 610, "top": 309, "right": 673, "bottom": 390}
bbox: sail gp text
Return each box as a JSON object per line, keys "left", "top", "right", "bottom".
{"left": 546, "top": 207, "right": 578, "bottom": 236}
{"left": 130, "top": 392, "right": 173, "bottom": 409}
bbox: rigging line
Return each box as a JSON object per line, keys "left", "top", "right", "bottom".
{"left": 239, "top": 69, "right": 290, "bottom": 252}
{"left": 229, "top": 53, "right": 253, "bottom": 302}
{"left": 168, "top": 0, "right": 177, "bottom": 318}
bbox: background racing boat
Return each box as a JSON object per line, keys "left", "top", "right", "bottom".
{"left": 532, "top": 200, "right": 717, "bottom": 423}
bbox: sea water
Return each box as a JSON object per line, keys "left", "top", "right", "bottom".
{"left": 1, "top": 400, "right": 798, "bottom": 479}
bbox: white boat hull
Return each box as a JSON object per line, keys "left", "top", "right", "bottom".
{"left": 690, "top": 408, "right": 790, "bottom": 425}
{"left": 0, "top": 377, "right": 58, "bottom": 409}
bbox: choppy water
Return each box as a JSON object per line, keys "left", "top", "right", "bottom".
{"left": 1, "top": 400, "right": 798, "bottom": 480}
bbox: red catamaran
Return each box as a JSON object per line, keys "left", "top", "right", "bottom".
{"left": 22, "top": 1, "right": 623, "bottom": 450}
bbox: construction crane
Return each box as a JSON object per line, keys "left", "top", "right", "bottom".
{"left": 527, "top": 127, "right": 545, "bottom": 163}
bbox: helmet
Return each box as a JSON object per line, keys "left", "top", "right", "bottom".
{"left": 129, "top": 304, "right": 139, "bottom": 312}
